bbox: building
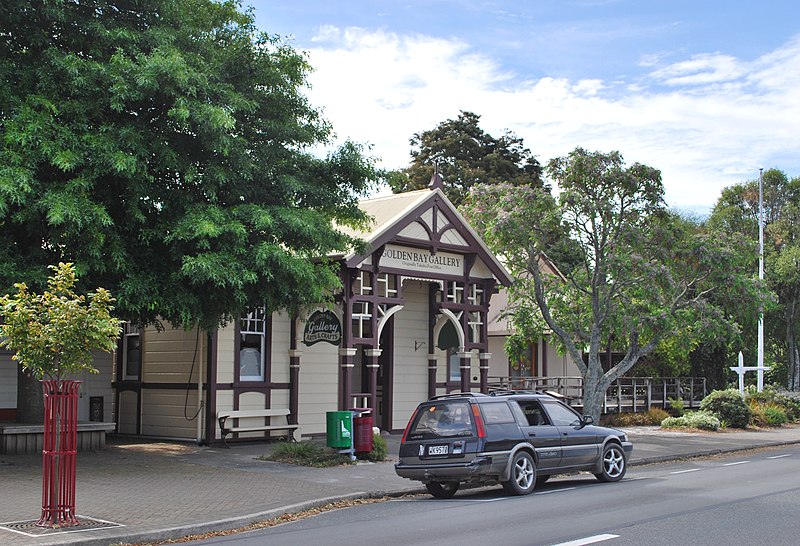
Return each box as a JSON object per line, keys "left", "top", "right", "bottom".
{"left": 115, "top": 181, "right": 517, "bottom": 443}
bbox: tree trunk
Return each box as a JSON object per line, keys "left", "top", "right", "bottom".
{"left": 17, "top": 365, "right": 44, "bottom": 424}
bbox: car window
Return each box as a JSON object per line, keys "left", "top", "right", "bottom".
{"left": 514, "top": 400, "right": 550, "bottom": 426}
{"left": 480, "top": 402, "right": 516, "bottom": 424}
{"left": 407, "top": 402, "right": 474, "bottom": 439}
{"left": 543, "top": 401, "right": 582, "bottom": 427}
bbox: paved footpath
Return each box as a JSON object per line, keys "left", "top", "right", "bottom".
{"left": 2, "top": 425, "right": 800, "bottom": 546}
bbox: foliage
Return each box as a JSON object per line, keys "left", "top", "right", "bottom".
{"left": 602, "top": 408, "right": 670, "bottom": 427}
{"left": 668, "top": 397, "right": 685, "bottom": 417}
{"left": 261, "top": 441, "right": 354, "bottom": 468}
{"left": 744, "top": 385, "right": 800, "bottom": 421}
{"left": 748, "top": 400, "right": 788, "bottom": 427}
{"left": 0, "top": 262, "right": 121, "bottom": 380}
{"left": 0, "top": 0, "right": 377, "bottom": 329}
{"left": 356, "top": 434, "right": 388, "bottom": 462}
{"left": 708, "top": 169, "right": 800, "bottom": 390}
{"left": 699, "top": 389, "right": 752, "bottom": 428}
{"left": 387, "top": 111, "right": 545, "bottom": 207}
{"left": 661, "top": 411, "right": 721, "bottom": 431}
{"left": 463, "top": 147, "right": 761, "bottom": 420}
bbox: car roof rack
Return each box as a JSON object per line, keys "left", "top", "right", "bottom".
{"left": 488, "top": 389, "right": 544, "bottom": 396}
{"left": 428, "top": 392, "right": 490, "bottom": 400}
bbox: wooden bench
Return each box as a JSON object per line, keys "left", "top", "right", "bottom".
{"left": 217, "top": 408, "right": 299, "bottom": 447}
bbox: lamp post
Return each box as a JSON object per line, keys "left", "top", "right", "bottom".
{"left": 758, "top": 168, "right": 765, "bottom": 392}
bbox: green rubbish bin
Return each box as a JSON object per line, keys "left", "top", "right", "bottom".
{"left": 326, "top": 411, "right": 353, "bottom": 449}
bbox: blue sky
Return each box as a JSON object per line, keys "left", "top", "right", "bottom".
{"left": 247, "top": 1, "right": 800, "bottom": 213}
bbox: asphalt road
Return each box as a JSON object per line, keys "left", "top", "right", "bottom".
{"left": 192, "top": 445, "right": 800, "bottom": 546}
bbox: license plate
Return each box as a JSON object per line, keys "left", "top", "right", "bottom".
{"left": 427, "top": 444, "right": 448, "bottom": 456}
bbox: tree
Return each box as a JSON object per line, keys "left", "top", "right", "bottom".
{"left": 0, "top": 262, "right": 120, "bottom": 379}
{"left": 387, "top": 111, "right": 544, "bottom": 207}
{"left": 0, "top": 0, "right": 377, "bottom": 330}
{"left": 708, "top": 170, "right": 800, "bottom": 389}
{"left": 463, "top": 148, "right": 759, "bottom": 419}
{"left": 1, "top": 262, "right": 120, "bottom": 526}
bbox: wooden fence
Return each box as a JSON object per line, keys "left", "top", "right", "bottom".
{"left": 487, "top": 376, "right": 707, "bottom": 414}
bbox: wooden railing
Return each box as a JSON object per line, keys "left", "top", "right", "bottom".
{"left": 486, "top": 376, "right": 707, "bottom": 413}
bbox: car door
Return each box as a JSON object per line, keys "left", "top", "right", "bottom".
{"left": 542, "top": 400, "right": 600, "bottom": 469}
{"left": 510, "top": 399, "right": 562, "bottom": 470}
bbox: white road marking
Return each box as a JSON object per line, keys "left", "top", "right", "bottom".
{"left": 722, "top": 461, "right": 749, "bottom": 466}
{"left": 535, "top": 487, "right": 577, "bottom": 495}
{"left": 670, "top": 468, "right": 701, "bottom": 474}
{"left": 768, "top": 454, "right": 791, "bottom": 459}
{"left": 551, "top": 533, "right": 620, "bottom": 546}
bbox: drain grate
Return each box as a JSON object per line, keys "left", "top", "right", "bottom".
{"left": 0, "top": 516, "right": 124, "bottom": 537}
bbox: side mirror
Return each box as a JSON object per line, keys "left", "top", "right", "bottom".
{"left": 581, "top": 415, "right": 594, "bottom": 427}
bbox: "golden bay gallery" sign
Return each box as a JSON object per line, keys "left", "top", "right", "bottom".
{"left": 380, "top": 244, "right": 463, "bottom": 277}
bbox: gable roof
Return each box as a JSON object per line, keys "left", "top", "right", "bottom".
{"left": 337, "top": 188, "right": 512, "bottom": 286}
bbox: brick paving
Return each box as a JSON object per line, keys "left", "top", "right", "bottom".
{"left": 2, "top": 426, "right": 800, "bottom": 545}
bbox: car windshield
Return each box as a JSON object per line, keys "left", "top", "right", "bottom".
{"left": 407, "top": 402, "right": 474, "bottom": 439}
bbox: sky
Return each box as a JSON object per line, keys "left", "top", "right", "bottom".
{"left": 247, "top": 0, "right": 800, "bottom": 214}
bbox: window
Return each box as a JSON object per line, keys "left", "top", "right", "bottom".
{"left": 515, "top": 400, "right": 549, "bottom": 426}
{"left": 447, "top": 347, "right": 461, "bottom": 382}
{"left": 407, "top": 402, "right": 473, "bottom": 439}
{"left": 543, "top": 401, "right": 582, "bottom": 427}
{"left": 239, "top": 308, "right": 267, "bottom": 382}
{"left": 480, "top": 402, "right": 515, "bottom": 424}
{"left": 122, "top": 324, "right": 141, "bottom": 381}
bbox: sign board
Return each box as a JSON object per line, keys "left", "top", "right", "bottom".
{"left": 303, "top": 310, "right": 342, "bottom": 346}
{"left": 380, "top": 244, "right": 463, "bottom": 277}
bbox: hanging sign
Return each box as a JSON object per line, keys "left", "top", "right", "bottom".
{"left": 303, "top": 310, "right": 342, "bottom": 346}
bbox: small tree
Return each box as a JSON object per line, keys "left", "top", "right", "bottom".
{"left": 0, "top": 262, "right": 120, "bottom": 527}
{"left": 1, "top": 262, "right": 120, "bottom": 380}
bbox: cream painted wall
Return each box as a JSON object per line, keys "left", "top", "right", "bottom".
{"left": 140, "top": 389, "right": 200, "bottom": 439}
{"left": 0, "top": 350, "right": 17, "bottom": 410}
{"left": 296, "top": 318, "right": 339, "bottom": 435}
{"left": 391, "top": 280, "right": 430, "bottom": 430}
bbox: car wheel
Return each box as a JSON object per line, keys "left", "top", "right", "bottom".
{"left": 426, "top": 481, "right": 460, "bottom": 498}
{"left": 502, "top": 451, "right": 536, "bottom": 495}
{"left": 594, "top": 443, "right": 627, "bottom": 482}
{"left": 536, "top": 474, "right": 551, "bottom": 487}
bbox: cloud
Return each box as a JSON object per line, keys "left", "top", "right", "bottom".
{"left": 301, "top": 27, "right": 800, "bottom": 210}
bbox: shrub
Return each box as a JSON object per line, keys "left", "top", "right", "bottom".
{"left": 668, "top": 397, "right": 685, "bottom": 417}
{"left": 700, "top": 389, "right": 751, "bottom": 428}
{"left": 262, "top": 441, "right": 354, "bottom": 467}
{"left": 763, "top": 406, "right": 788, "bottom": 426}
{"left": 604, "top": 408, "right": 671, "bottom": 427}
{"left": 357, "top": 434, "right": 388, "bottom": 462}
{"left": 661, "top": 411, "right": 721, "bottom": 431}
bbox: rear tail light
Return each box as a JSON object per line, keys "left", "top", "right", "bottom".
{"left": 400, "top": 407, "right": 419, "bottom": 444}
{"left": 471, "top": 403, "right": 486, "bottom": 438}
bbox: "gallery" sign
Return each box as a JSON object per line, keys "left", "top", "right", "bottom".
{"left": 303, "top": 310, "right": 342, "bottom": 346}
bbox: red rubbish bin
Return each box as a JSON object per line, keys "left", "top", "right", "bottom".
{"left": 353, "top": 410, "right": 373, "bottom": 453}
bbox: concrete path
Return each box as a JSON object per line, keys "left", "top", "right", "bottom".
{"left": 2, "top": 425, "right": 800, "bottom": 546}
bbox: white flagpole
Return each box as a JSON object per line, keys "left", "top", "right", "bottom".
{"left": 758, "top": 168, "right": 765, "bottom": 392}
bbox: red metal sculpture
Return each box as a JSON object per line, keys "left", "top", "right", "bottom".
{"left": 37, "top": 380, "right": 81, "bottom": 527}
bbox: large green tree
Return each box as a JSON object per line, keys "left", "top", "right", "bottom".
{"left": 463, "top": 148, "right": 759, "bottom": 419}
{"left": 387, "top": 111, "right": 544, "bottom": 207}
{"left": 0, "top": 0, "right": 376, "bottom": 329}
{"left": 708, "top": 169, "right": 800, "bottom": 389}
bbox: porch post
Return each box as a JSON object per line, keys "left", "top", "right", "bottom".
{"left": 479, "top": 352, "right": 491, "bottom": 393}
{"left": 458, "top": 349, "right": 471, "bottom": 393}
{"left": 288, "top": 317, "right": 301, "bottom": 425}
{"left": 428, "top": 353, "right": 437, "bottom": 399}
{"left": 365, "top": 348, "right": 382, "bottom": 413}
{"left": 339, "top": 347, "right": 357, "bottom": 410}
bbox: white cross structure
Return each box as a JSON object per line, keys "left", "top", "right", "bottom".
{"left": 730, "top": 351, "right": 771, "bottom": 395}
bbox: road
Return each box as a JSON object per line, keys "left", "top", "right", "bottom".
{"left": 193, "top": 445, "right": 800, "bottom": 546}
